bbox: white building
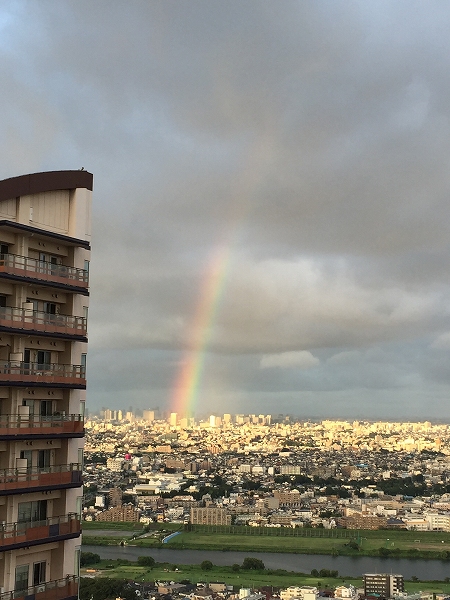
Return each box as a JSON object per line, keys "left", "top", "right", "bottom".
{"left": 0, "top": 170, "right": 92, "bottom": 600}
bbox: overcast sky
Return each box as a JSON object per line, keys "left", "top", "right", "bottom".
{"left": 2, "top": 1, "right": 450, "bottom": 420}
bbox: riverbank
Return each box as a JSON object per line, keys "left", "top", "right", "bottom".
{"left": 81, "top": 556, "right": 450, "bottom": 594}
{"left": 83, "top": 544, "right": 450, "bottom": 580}
{"left": 82, "top": 525, "right": 450, "bottom": 561}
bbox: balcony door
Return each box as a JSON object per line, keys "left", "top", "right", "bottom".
{"left": 14, "top": 564, "right": 29, "bottom": 594}
{"left": 33, "top": 561, "right": 46, "bottom": 586}
{"left": 19, "top": 450, "right": 32, "bottom": 467}
{"left": 0, "top": 244, "right": 9, "bottom": 261}
{"left": 40, "top": 400, "right": 53, "bottom": 418}
{"left": 37, "top": 351, "right": 51, "bottom": 370}
{"left": 38, "top": 449, "right": 51, "bottom": 470}
{"left": 18, "top": 500, "right": 47, "bottom": 527}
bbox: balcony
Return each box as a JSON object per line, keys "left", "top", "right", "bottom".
{"left": 0, "top": 576, "right": 78, "bottom": 600}
{"left": 0, "top": 307, "right": 87, "bottom": 340}
{"left": 0, "top": 414, "right": 84, "bottom": 440}
{"left": 0, "top": 464, "right": 82, "bottom": 495}
{"left": 0, "top": 362, "right": 86, "bottom": 388}
{"left": 0, "top": 514, "right": 80, "bottom": 552}
{"left": 0, "top": 254, "right": 88, "bottom": 293}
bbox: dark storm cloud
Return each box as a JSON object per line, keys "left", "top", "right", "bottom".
{"left": 1, "top": 0, "right": 450, "bottom": 417}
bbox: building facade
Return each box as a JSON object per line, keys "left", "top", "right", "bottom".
{"left": 0, "top": 171, "right": 92, "bottom": 600}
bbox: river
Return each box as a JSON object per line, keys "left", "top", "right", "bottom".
{"left": 83, "top": 545, "right": 450, "bottom": 580}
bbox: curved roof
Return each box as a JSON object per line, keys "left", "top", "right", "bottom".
{"left": 0, "top": 170, "right": 93, "bottom": 203}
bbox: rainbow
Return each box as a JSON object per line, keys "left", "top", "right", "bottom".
{"left": 170, "top": 129, "right": 276, "bottom": 417}
{"left": 170, "top": 242, "right": 232, "bottom": 417}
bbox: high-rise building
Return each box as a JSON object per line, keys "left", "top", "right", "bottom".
{"left": 142, "top": 409, "right": 154, "bottom": 422}
{"left": 0, "top": 170, "right": 92, "bottom": 600}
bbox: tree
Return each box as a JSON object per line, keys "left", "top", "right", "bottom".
{"left": 80, "top": 578, "right": 135, "bottom": 600}
{"left": 242, "top": 557, "right": 265, "bottom": 570}
{"left": 201, "top": 560, "right": 214, "bottom": 571}
{"left": 311, "top": 569, "right": 319, "bottom": 577}
{"left": 232, "top": 564, "right": 240, "bottom": 572}
{"left": 137, "top": 556, "right": 155, "bottom": 567}
{"left": 80, "top": 552, "right": 100, "bottom": 567}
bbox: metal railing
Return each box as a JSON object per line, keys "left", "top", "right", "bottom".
{"left": 0, "top": 463, "right": 82, "bottom": 492}
{"left": 0, "top": 307, "right": 87, "bottom": 335}
{"left": 0, "top": 575, "right": 78, "bottom": 600}
{"left": 0, "top": 362, "right": 85, "bottom": 380}
{"left": 0, "top": 414, "right": 83, "bottom": 434}
{"left": 0, "top": 513, "right": 80, "bottom": 543}
{"left": 0, "top": 254, "right": 88, "bottom": 286}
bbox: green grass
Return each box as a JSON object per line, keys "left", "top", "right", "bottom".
{"left": 81, "top": 523, "right": 450, "bottom": 559}
{"left": 81, "top": 561, "right": 450, "bottom": 593}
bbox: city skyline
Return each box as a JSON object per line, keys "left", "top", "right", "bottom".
{"left": 2, "top": 2, "right": 450, "bottom": 418}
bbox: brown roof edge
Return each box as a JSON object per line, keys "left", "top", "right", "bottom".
{"left": 0, "top": 170, "right": 93, "bottom": 203}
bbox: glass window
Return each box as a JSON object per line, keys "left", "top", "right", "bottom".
{"left": 33, "top": 561, "right": 46, "bottom": 586}
{"left": 14, "top": 564, "right": 29, "bottom": 593}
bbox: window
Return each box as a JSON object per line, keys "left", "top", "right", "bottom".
{"left": 18, "top": 500, "right": 47, "bottom": 525}
{"left": 44, "top": 302, "right": 56, "bottom": 315}
{"left": 33, "top": 561, "right": 46, "bottom": 586}
{"left": 22, "top": 399, "right": 35, "bottom": 416}
{"left": 14, "top": 565, "right": 29, "bottom": 593}
{"left": 19, "top": 450, "right": 32, "bottom": 466}
{"left": 81, "top": 353, "right": 87, "bottom": 377}
{"left": 40, "top": 400, "right": 53, "bottom": 418}
{"left": 38, "top": 449, "right": 51, "bottom": 469}
{"left": 37, "top": 351, "right": 51, "bottom": 369}
{"left": 75, "top": 548, "right": 81, "bottom": 577}
{"left": 26, "top": 299, "right": 39, "bottom": 312}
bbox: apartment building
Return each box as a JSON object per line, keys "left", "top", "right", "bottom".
{"left": 280, "top": 586, "right": 319, "bottom": 600}
{"left": 190, "top": 507, "right": 231, "bottom": 525}
{"left": 96, "top": 505, "right": 140, "bottom": 522}
{"left": 0, "top": 171, "right": 92, "bottom": 600}
{"left": 363, "top": 574, "right": 404, "bottom": 598}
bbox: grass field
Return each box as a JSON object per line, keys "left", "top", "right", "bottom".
{"left": 81, "top": 561, "right": 450, "bottom": 593}
{"left": 81, "top": 523, "right": 450, "bottom": 559}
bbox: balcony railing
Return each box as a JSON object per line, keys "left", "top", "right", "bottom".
{"left": 0, "top": 307, "right": 87, "bottom": 337}
{"left": 0, "top": 362, "right": 86, "bottom": 387}
{"left": 0, "top": 414, "right": 83, "bottom": 437}
{"left": 0, "top": 513, "right": 80, "bottom": 550}
{"left": 1, "top": 576, "right": 79, "bottom": 600}
{"left": 0, "top": 464, "right": 82, "bottom": 494}
{"left": 0, "top": 254, "right": 88, "bottom": 289}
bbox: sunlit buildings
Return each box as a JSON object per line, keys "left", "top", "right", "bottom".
{"left": 0, "top": 171, "right": 92, "bottom": 600}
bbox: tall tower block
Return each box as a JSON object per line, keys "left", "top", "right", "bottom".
{"left": 0, "top": 171, "right": 92, "bottom": 600}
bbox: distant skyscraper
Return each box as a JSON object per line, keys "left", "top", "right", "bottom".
{"left": 169, "top": 412, "right": 177, "bottom": 427}
{"left": 143, "top": 409, "right": 155, "bottom": 422}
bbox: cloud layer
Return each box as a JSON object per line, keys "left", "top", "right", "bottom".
{"left": 2, "top": 0, "right": 450, "bottom": 418}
